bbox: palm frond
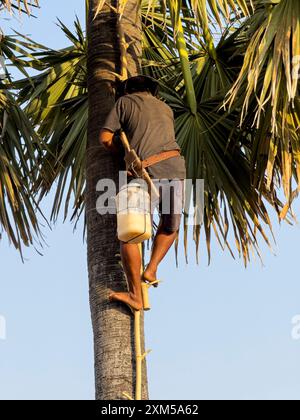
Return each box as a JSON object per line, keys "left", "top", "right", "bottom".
{"left": 190, "top": 0, "right": 253, "bottom": 28}
{"left": 225, "top": 0, "right": 300, "bottom": 207}
{"left": 16, "top": 18, "right": 87, "bottom": 223}
{"left": 161, "top": 78, "right": 279, "bottom": 265}
{"left": 16, "top": 7, "right": 297, "bottom": 265}
{"left": 95, "top": 0, "right": 253, "bottom": 26}
{"left": 0, "top": 87, "right": 43, "bottom": 252}
{"left": 141, "top": 3, "right": 282, "bottom": 263}
{"left": 0, "top": 33, "right": 44, "bottom": 252}
{"left": 0, "top": 0, "right": 39, "bottom": 15}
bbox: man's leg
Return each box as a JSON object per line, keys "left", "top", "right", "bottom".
{"left": 109, "top": 242, "right": 143, "bottom": 311}
{"left": 143, "top": 226, "right": 177, "bottom": 282}
{"left": 144, "top": 180, "right": 184, "bottom": 282}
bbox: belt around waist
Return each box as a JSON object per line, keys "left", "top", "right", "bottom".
{"left": 142, "top": 150, "right": 181, "bottom": 169}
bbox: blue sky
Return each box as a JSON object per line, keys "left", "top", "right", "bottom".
{"left": 0, "top": 0, "right": 300, "bottom": 401}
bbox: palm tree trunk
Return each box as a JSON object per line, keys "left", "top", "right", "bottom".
{"left": 86, "top": 0, "right": 149, "bottom": 400}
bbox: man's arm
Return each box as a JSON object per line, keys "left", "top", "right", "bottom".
{"left": 99, "top": 129, "right": 120, "bottom": 153}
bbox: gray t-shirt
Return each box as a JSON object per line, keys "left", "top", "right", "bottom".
{"left": 102, "top": 92, "right": 186, "bottom": 180}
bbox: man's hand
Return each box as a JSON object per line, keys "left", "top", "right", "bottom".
{"left": 99, "top": 129, "right": 120, "bottom": 153}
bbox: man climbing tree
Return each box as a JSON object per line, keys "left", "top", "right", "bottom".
{"left": 99, "top": 75, "right": 186, "bottom": 312}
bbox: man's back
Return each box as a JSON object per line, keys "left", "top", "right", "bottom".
{"left": 101, "top": 81, "right": 186, "bottom": 313}
{"left": 103, "top": 92, "right": 186, "bottom": 180}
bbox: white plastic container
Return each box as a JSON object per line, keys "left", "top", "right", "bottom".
{"left": 116, "top": 182, "right": 152, "bottom": 244}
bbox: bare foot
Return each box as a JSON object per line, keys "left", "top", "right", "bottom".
{"left": 109, "top": 292, "right": 143, "bottom": 311}
{"left": 143, "top": 266, "right": 159, "bottom": 288}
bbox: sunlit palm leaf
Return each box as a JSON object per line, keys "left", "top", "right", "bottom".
{"left": 0, "top": 0, "right": 39, "bottom": 15}
{"left": 0, "top": 33, "right": 44, "bottom": 252}
{"left": 16, "top": 18, "right": 87, "bottom": 223}
{"left": 0, "top": 88, "right": 42, "bottom": 251}
{"left": 225, "top": 0, "right": 300, "bottom": 208}
{"left": 95, "top": 0, "right": 253, "bottom": 26}
{"left": 190, "top": 0, "right": 252, "bottom": 28}
{"left": 16, "top": 8, "right": 293, "bottom": 264}
{"left": 141, "top": 0, "right": 199, "bottom": 83}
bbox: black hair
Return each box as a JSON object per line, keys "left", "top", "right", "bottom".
{"left": 115, "top": 75, "right": 159, "bottom": 100}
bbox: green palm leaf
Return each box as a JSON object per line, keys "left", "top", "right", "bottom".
{"left": 0, "top": 89, "right": 41, "bottom": 250}
{"left": 15, "top": 3, "right": 299, "bottom": 264}
{"left": 161, "top": 79, "right": 278, "bottom": 265}
{"left": 16, "top": 18, "right": 87, "bottom": 223}
{"left": 142, "top": 3, "right": 282, "bottom": 263}
{"left": 0, "top": 33, "right": 44, "bottom": 252}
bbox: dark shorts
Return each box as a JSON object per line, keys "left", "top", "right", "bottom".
{"left": 152, "top": 179, "right": 185, "bottom": 233}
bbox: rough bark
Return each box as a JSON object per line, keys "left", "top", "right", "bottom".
{"left": 87, "top": 0, "right": 149, "bottom": 400}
